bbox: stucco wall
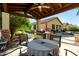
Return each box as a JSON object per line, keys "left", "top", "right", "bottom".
{"left": 40, "top": 23, "right": 46, "bottom": 30}
{"left": 40, "top": 18, "right": 62, "bottom": 31}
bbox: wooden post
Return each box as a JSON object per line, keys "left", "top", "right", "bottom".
{"left": 36, "top": 19, "right": 40, "bottom": 31}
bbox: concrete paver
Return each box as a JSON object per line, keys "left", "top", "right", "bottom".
{"left": 59, "top": 36, "right": 79, "bottom": 56}
{"left": 0, "top": 34, "right": 79, "bottom": 56}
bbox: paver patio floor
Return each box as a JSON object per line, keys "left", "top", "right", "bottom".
{"left": 0, "top": 36, "right": 79, "bottom": 56}
{"left": 60, "top": 36, "right": 79, "bottom": 56}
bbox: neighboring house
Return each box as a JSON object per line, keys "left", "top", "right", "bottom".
{"left": 33, "top": 17, "right": 63, "bottom": 32}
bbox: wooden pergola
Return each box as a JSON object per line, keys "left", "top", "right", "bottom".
{"left": 0, "top": 3, "right": 79, "bottom": 30}
{"left": 0, "top": 3, "right": 79, "bottom": 19}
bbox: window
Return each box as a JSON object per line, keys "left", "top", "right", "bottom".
{"left": 52, "top": 24, "right": 55, "bottom": 29}
{"left": 56, "top": 25, "right": 58, "bottom": 29}
{"left": 59, "top": 25, "right": 61, "bottom": 29}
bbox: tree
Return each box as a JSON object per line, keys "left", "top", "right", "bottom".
{"left": 10, "top": 15, "right": 32, "bottom": 41}
{"left": 62, "top": 23, "right": 79, "bottom": 31}
{"left": 0, "top": 12, "right": 33, "bottom": 46}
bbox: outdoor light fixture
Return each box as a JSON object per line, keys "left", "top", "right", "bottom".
{"left": 34, "top": 3, "right": 50, "bottom": 12}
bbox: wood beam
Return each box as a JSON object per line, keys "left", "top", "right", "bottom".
{"left": 8, "top": 6, "right": 26, "bottom": 9}
{"left": 42, "top": 8, "right": 51, "bottom": 17}
{"left": 9, "top": 3, "right": 28, "bottom": 7}
{"left": 35, "top": 8, "right": 44, "bottom": 16}
{"left": 41, "top": 8, "right": 54, "bottom": 18}
{"left": 58, "top": 3, "right": 62, "bottom": 8}
{"left": 24, "top": 4, "right": 34, "bottom": 15}
{"left": 41, "top": 4, "right": 79, "bottom": 19}
{"left": 0, "top": 5, "right": 2, "bottom": 7}
{"left": 8, "top": 9, "right": 25, "bottom": 11}
{"left": 32, "top": 9, "right": 41, "bottom": 18}
{"left": 52, "top": 3, "right": 59, "bottom": 9}
{"left": 47, "top": 3, "right": 55, "bottom": 11}
{"left": 26, "top": 4, "right": 34, "bottom": 12}
{"left": 63, "top": 4, "right": 72, "bottom": 7}
{"left": 28, "top": 11, "right": 36, "bottom": 17}
{"left": 2, "top": 3, "right": 8, "bottom": 12}
{"left": 9, "top": 12, "right": 35, "bottom": 19}
{"left": 39, "top": 10, "right": 45, "bottom": 16}
{"left": 43, "top": 8, "right": 49, "bottom": 14}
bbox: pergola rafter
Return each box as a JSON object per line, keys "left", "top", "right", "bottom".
{"left": 0, "top": 3, "right": 79, "bottom": 19}
{"left": 2, "top": 3, "right": 8, "bottom": 12}
{"left": 9, "top": 12, "right": 35, "bottom": 19}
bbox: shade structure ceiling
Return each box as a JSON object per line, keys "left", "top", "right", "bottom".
{"left": 0, "top": 3, "right": 79, "bottom": 19}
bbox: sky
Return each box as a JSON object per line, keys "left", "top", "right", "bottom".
{"left": 28, "top": 8, "right": 79, "bottom": 26}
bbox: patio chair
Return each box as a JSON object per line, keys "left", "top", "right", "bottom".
{"left": 50, "top": 34, "right": 61, "bottom": 47}
{"left": 20, "top": 34, "right": 28, "bottom": 46}
{"left": 34, "top": 30, "right": 46, "bottom": 39}
{"left": 0, "top": 42, "right": 6, "bottom": 51}
{"left": 34, "top": 33, "right": 44, "bottom": 40}
{"left": 15, "top": 34, "right": 28, "bottom": 46}
{"left": 64, "top": 49, "right": 78, "bottom": 56}
{"left": 0, "top": 37, "right": 7, "bottom": 52}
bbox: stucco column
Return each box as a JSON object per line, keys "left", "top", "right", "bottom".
{"left": 36, "top": 19, "right": 40, "bottom": 31}
{"left": 2, "top": 12, "right": 10, "bottom": 43}
{"left": 2, "top": 12, "right": 10, "bottom": 30}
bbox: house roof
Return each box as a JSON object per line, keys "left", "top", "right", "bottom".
{"left": 33, "top": 17, "right": 63, "bottom": 25}
{"left": 0, "top": 3, "right": 79, "bottom": 19}
{"left": 41, "top": 17, "right": 62, "bottom": 24}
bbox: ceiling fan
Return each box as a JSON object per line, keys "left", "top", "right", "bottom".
{"left": 34, "top": 3, "right": 50, "bottom": 12}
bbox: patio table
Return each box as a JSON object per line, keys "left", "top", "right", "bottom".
{"left": 27, "top": 39, "right": 59, "bottom": 56}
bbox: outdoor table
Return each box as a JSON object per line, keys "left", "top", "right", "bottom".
{"left": 27, "top": 39, "right": 59, "bottom": 56}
